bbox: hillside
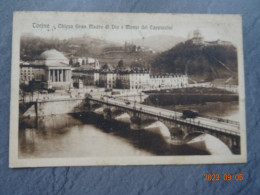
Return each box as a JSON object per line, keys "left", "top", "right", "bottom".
{"left": 20, "top": 34, "right": 157, "bottom": 68}
{"left": 98, "top": 51, "right": 156, "bottom": 68}
{"left": 20, "top": 34, "right": 118, "bottom": 61}
{"left": 132, "top": 35, "right": 185, "bottom": 52}
{"left": 151, "top": 40, "right": 238, "bottom": 82}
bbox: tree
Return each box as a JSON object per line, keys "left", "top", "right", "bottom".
{"left": 117, "top": 60, "right": 124, "bottom": 69}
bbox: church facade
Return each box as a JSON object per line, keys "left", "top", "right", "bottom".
{"left": 20, "top": 49, "right": 72, "bottom": 90}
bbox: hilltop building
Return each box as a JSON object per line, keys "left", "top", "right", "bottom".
{"left": 204, "top": 39, "right": 232, "bottom": 46}
{"left": 20, "top": 49, "right": 72, "bottom": 90}
{"left": 103, "top": 41, "right": 143, "bottom": 54}
{"left": 191, "top": 29, "right": 232, "bottom": 46}
{"left": 191, "top": 29, "right": 204, "bottom": 45}
{"left": 124, "top": 41, "right": 140, "bottom": 52}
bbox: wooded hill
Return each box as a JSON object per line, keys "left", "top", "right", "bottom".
{"left": 20, "top": 34, "right": 118, "bottom": 61}
{"left": 151, "top": 40, "right": 238, "bottom": 82}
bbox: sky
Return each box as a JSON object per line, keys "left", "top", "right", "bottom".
{"left": 15, "top": 12, "right": 242, "bottom": 46}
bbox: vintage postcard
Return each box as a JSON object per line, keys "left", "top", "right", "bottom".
{"left": 9, "top": 11, "right": 246, "bottom": 167}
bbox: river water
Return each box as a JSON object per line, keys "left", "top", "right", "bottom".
{"left": 19, "top": 112, "right": 211, "bottom": 158}
{"left": 19, "top": 101, "right": 239, "bottom": 158}
{"left": 19, "top": 114, "right": 152, "bottom": 158}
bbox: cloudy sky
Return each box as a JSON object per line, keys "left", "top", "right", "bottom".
{"left": 15, "top": 12, "right": 242, "bottom": 46}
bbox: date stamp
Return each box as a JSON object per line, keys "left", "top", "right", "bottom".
{"left": 204, "top": 174, "right": 243, "bottom": 181}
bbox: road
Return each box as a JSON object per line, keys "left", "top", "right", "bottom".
{"left": 92, "top": 96, "right": 240, "bottom": 136}
{"left": 20, "top": 89, "right": 240, "bottom": 136}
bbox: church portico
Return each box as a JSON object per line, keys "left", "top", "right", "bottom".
{"left": 34, "top": 49, "right": 72, "bottom": 90}
{"left": 21, "top": 49, "right": 73, "bottom": 90}
{"left": 45, "top": 67, "right": 72, "bottom": 89}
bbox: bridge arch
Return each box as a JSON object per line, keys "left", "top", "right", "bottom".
{"left": 86, "top": 98, "right": 240, "bottom": 154}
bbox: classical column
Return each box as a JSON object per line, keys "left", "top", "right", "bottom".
{"left": 58, "top": 70, "right": 60, "bottom": 82}
{"left": 57, "top": 70, "right": 59, "bottom": 82}
{"left": 64, "top": 70, "right": 68, "bottom": 82}
{"left": 48, "top": 70, "right": 51, "bottom": 81}
{"left": 46, "top": 70, "right": 48, "bottom": 81}
{"left": 51, "top": 70, "right": 54, "bottom": 82}
{"left": 56, "top": 70, "right": 58, "bottom": 82}
{"left": 61, "top": 70, "right": 63, "bottom": 82}
{"left": 54, "top": 70, "right": 56, "bottom": 82}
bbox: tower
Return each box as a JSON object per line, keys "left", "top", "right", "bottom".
{"left": 192, "top": 29, "right": 204, "bottom": 45}
{"left": 95, "top": 59, "right": 100, "bottom": 70}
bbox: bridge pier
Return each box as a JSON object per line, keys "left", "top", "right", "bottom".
{"left": 86, "top": 98, "right": 241, "bottom": 154}
{"left": 103, "top": 107, "right": 112, "bottom": 120}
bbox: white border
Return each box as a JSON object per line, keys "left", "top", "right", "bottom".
{"left": 9, "top": 12, "right": 247, "bottom": 168}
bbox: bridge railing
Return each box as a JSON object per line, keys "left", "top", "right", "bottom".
{"left": 139, "top": 108, "right": 240, "bottom": 136}
{"left": 199, "top": 115, "right": 239, "bottom": 126}
{"left": 113, "top": 96, "right": 239, "bottom": 126}
{"left": 175, "top": 117, "right": 240, "bottom": 136}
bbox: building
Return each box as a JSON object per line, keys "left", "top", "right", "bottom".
{"left": 191, "top": 29, "right": 233, "bottom": 47}
{"left": 72, "top": 63, "right": 116, "bottom": 88}
{"left": 69, "top": 56, "right": 81, "bottom": 66}
{"left": 150, "top": 74, "right": 188, "bottom": 89}
{"left": 117, "top": 68, "right": 150, "bottom": 90}
{"left": 20, "top": 62, "right": 34, "bottom": 83}
{"left": 72, "top": 70, "right": 99, "bottom": 86}
{"left": 99, "top": 71, "right": 117, "bottom": 89}
{"left": 191, "top": 30, "right": 204, "bottom": 45}
{"left": 72, "top": 63, "right": 188, "bottom": 90}
{"left": 20, "top": 49, "right": 72, "bottom": 90}
{"left": 204, "top": 39, "right": 233, "bottom": 46}
{"left": 70, "top": 56, "right": 100, "bottom": 70}
{"left": 83, "top": 57, "right": 100, "bottom": 70}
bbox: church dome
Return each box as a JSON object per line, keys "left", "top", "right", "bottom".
{"left": 39, "top": 49, "right": 69, "bottom": 66}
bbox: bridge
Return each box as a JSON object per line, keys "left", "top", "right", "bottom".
{"left": 86, "top": 96, "right": 240, "bottom": 154}
{"left": 20, "top": 93, "right": 241, "bottom": 154}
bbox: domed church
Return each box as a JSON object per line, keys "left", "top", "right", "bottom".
{"left": 20, "top": 49, "right": 72, "bottom": 90}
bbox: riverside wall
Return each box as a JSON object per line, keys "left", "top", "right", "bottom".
{"left": 23, "top": 98, "right": 86, "bottom": 117}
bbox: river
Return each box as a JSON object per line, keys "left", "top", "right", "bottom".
{"left": 19, "top": 99, "right": 239, "bottom": 158}
{"left": 19, "top": 112, "right": 210, "bottom": 159}
{"left": 161, "top": 101, "right": 239, "bottom": 121}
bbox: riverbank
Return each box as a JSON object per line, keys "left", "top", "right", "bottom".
{"left": 144, "top": 87, "right": 238, "bottom": 106}
{"left": 143, "top": 87, "right": 239, "bottom": 121}
{"left": 145, "top": 87, "right": 236, "bottom": 95}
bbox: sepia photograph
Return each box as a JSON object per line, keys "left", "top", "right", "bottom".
{"left": 9, "top": 12, "right": 246, "bottom": 167}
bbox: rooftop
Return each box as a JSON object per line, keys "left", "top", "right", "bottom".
{"left": 34, "top": 49, "right": 70, "bottom": 67}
